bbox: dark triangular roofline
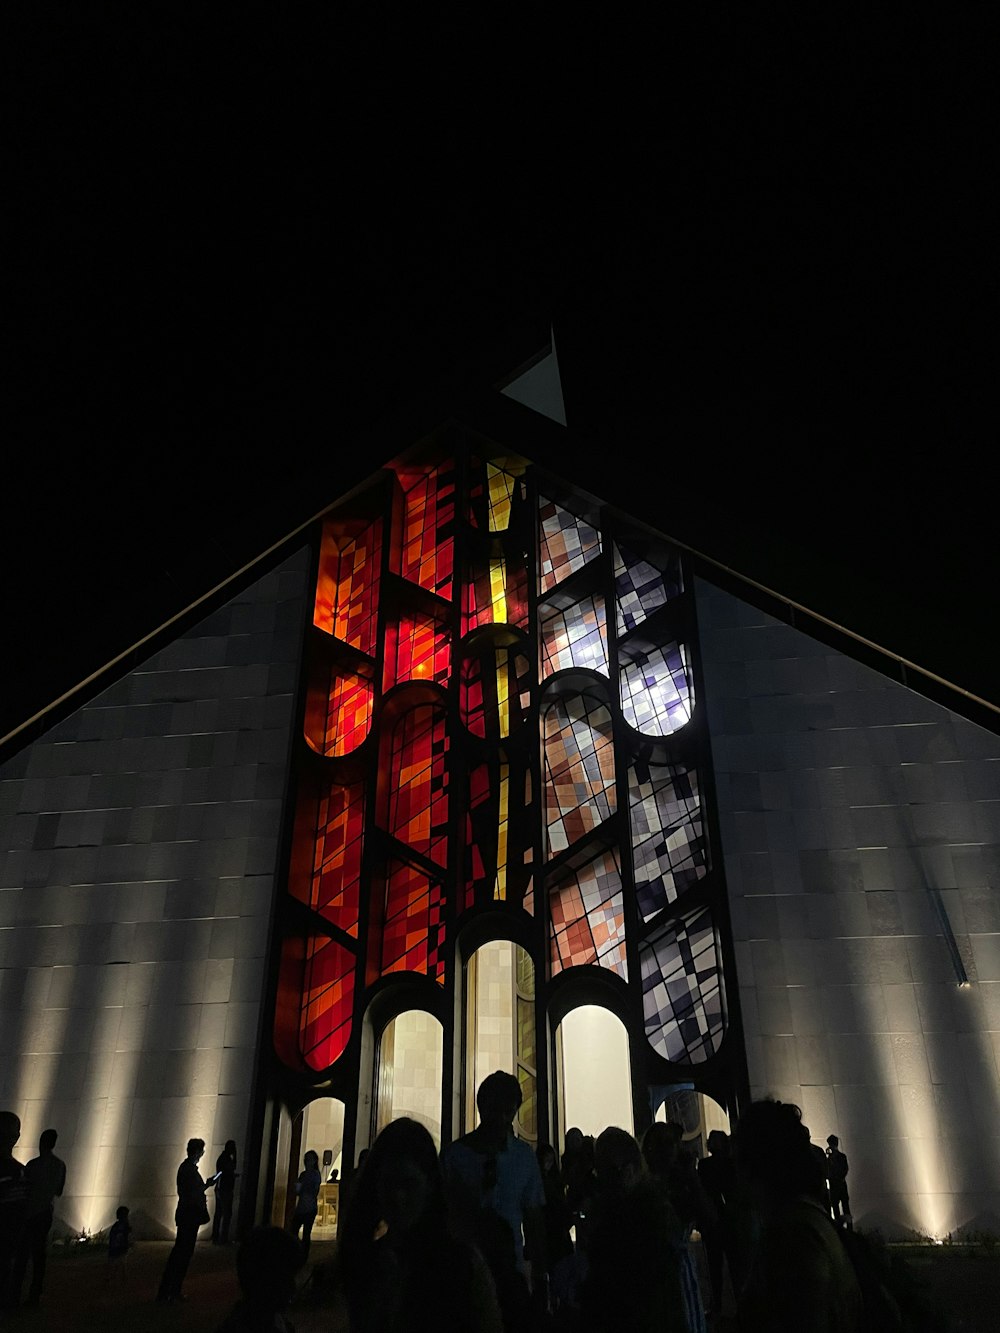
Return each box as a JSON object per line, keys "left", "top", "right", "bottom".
{"left": 4, "top": 388, "right": 998, "bottom": 765}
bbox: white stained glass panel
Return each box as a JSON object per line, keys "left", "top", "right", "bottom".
{"left": 620, "top": 642, "right": 692, "bottom": 735}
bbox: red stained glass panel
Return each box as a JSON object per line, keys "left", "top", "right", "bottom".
{"left": 392, "top": 462, "right": 456, "bottom": 599}
{"left": 389, "top": 706, "right": 450, "bottom": 864}
{"left": 380, "top": 859, "right": 446, "bottom": 984}
{"left": 300, "top": 935, "right": 356, "bottom": 1070}
{"left": 303, "top": 782, "right": 365, "bottom": 936}
{"left": 306, "top": 669, "right": 373, "bottom": 757}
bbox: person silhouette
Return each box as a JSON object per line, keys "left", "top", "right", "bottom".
{"left": 697, "top": 1129, "right": 740, "bottom": 1319}
{"left": 0, "top": 1111, "right": 27, "bottom": 1312}
{"left": 213, "top": 1140, "right": 239, "bottom": 1245}
{"left": 826, "top": 1135, "right": 851, "bottom": 1227}
{"left": 803, "top": 1124, "right": 832, "bottom": 1217}
{"left": 441, "top": 1071, "right": 547, "bottom": 1330}
{"left": 216, "top": 1226, "right": 302, "bottom": 1332}
{"left": 289, "top": 1150, "right": 322, "bottom": 1260}
{"left": 733, "top": 1100, "right": 861, "bottom": 1332}
{"left": 642, "top": 1122, "right": 711, "bottom": 1333}
{"left": 11, "top": 1127, "right": 66, "bottom": 1306}
{"left": 156, "top": 1137, "right": 210, "bottom": 1304}
{"left": 340, "top": 1116, "right": 502, "bottom": 1333}
{"left": 579, "top": 1126, "right": 685, "bottom": 1333}
{"left": 107, "top": 1205, "right": 132, "bottom": 1292}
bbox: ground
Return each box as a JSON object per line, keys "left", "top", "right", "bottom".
{"left": 4, "top": 1237, "right": 997, "bottom": 1331}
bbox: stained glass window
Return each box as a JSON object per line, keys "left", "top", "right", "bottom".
{"left": 460, "top": 649, "right": 531, "bottom": 741}
{"left": 462, "top": 558, "right": 529, "bottom": 633}
{"left": 467, "top": 457, "right": 525, "bottom": 532}
{"left": 542, "top": 694, "right": 616, "bottom": 854}
{"left": 463, "top": 759, "right": 533, "bottom": 912}
{"left": 540, "top": 594, "right": 609, "bottom": 677}
{"left": 302, "top": 782, "right": 365, "bottom": 936}
{"left": 283, "top": 440, "right": 735, "bottom": 1146}
{"left": 614, "top": 542, "right": 683, "bottom": 635}
{"left": 630, "top": 760, "right": 706, "bottom": 921}
{"left": 549, "top": 848, "right": 628, "bottom": 980}
{"left": 379, "top": 859, "right": 446, "bottom": 984}
{"left": 389, "top": 706, "right": 449, "bottom": 864}
{"left": 313, "top": 518, "right": 382, "bottom": 656}
{"left": 464, "top": 762, "right": 492, "bottom": 912}
{"left": 487, "top": 462, "right": 518, "bottom": 532}
{"left": 305, "top": 668, "right": 374, "bottom": 757}
{"left": 640, "top": 907, "right": 725, "bottom": 1064}
{"left": 538, "top": 498, "right": 601, "bottom": 593}
{"left": 393, "top": 462, "right": 456, "bottom": 599}
{"left": 385, "top": 613, "right": 450, "bottom": 690}
{"left": 300, "top": 935, "right": 356, "bottom": 1070}
{"left": 620, "top": 642, "right": 692, "bottom": 735}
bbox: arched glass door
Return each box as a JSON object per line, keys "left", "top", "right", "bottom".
{"left": 464, "top": 940, "right": 537, "bottom": 1142}
{"left": 375, "top": 1010, "right": 444, "bottom": 1146}
{"left": 555, "top": 1004, "right": 634, "bottom": 1145}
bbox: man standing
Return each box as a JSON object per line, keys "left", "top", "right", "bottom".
{"left": 441, "top": 1071, "right": 547, "bottom": 1329}
{"left": 826, "top": 1134, "right": 851, "bottom": 1226}
{"left": 156, "top": 1138, "right": 210, "bottom": 1305}
{"left": 12, "top": 1128, "right": 65, "bottom": 1307}
{"left": 0, "top": 1112, "right": 27, "bottom": 1311}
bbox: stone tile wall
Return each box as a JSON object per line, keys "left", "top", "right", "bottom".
{"left": 696, "top": 577, "right": 1000, "bottom": 1238}
{"left": 0, "top": 551, "right": 308, "bottom": 1237}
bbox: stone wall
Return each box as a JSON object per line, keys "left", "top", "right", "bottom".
{"left": 0, "top": 551, "right": 308, "bottom": 1237}
{"left": 697, "top": 576, "right": 1000, "bottom": 1238}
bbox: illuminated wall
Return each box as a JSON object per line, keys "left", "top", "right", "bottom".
{"left": 696, "top": 576, "right": 1000, "bottom": 1238}
{"left": 269, "top": 444, "right": 743, "bottom": 1178}
{"left": 0, "top": 552, "right": 308, "bottom": 1237}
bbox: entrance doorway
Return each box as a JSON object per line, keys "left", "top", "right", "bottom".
{"left": 271, "top": 1096, "right": 346, "bottom": 1234}
{"left": 465, "top": 940, "right": 537, "bottom": 1141}
{"left": 654, "top": 1085, "right": 731, "bottom": 1159}
{"left": 374, "top": 1010, "right": 444, "bottom": 1146}
{"left": 555, "top": 1004, "right": 634, "bottom": 1147}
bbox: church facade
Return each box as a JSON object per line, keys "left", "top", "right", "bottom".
{"left": 2, "top": 390, "right": 999, "bottom": 1242}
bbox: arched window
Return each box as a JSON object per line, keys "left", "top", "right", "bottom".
{"left": 555, "top": 1005, "right": 633, "bottom": 1143}
{"left": 374, "top": 1010, "right": 444, "bottom": 1147}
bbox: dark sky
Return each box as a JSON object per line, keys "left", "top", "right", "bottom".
{"left": 4, "top": 12, "right": 996, "bottom": 747}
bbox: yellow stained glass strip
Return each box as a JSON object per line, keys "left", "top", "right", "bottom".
{"left": 496, "top": 652, "right": 510, "bottom": 739}
{"left": 487, "top": 464, "right": 517, "bottom": 532}
{"left": 489, "top": 558, "right": 507, "bottom": 625}
{"left": 494, "top": 762, "right": 509, "bottom": 901}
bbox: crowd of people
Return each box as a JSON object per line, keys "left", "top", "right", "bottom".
{"left": 332, "top": 1074, "right": 870, "bottom": 1333}
{"left": 2, "top": 1083, "right": 923, "bottom": 1332}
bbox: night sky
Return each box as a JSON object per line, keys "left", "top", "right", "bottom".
{"left": 5, "top": 12, "right": 996, "bottom": 747}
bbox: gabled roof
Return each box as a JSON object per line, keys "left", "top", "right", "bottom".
{"left": 4, "top": 356, "right": 998, "bottom": 765}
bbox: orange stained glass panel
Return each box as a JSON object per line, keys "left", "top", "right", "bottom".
{"left": 313, "top": 518, "right": 382, "bottom": 656}
{"left": 380, "top": 860, "right": 446, "bottom": 984}
{"left": 306, "top": 670, "right": 373, "bottom": 757}
{"left": 305, "top": 782, "right": 365, "bottom": 936}
{"left": 300, "top": 935, "right": 356, "bottom": 1070}
{"left": 388, "top": 706, "right": 450, "bottom": 864}
{"left": 384, "top": 613, "right": 451, "bottom": 690}
{"left": 392, "top": 461, "right": 456, "bottom": 599}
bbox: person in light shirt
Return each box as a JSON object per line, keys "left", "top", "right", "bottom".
{"left": 441, "top": 1071, "right": 547, "bottom": 1329}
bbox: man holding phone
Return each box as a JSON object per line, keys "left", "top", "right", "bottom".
{"left": 156, "top": 1138, "right": 211, "bottom": 1304}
